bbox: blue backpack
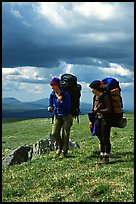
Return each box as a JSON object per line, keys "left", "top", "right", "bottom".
{"left": 102, "top": 77, "right": 121, "bottom": 91}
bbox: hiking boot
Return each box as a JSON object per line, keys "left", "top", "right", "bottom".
{"left": 59, "top": 152, "right": 67, "bottom": 159}
{"left": 97, "top": 154, "right": 103, "bottom": 164}
{"left": 56, "top": 148, "right": 62, "bottom": 156}
{"left": 97, "top": 155, "right": 109, "bottom": 164}
{"left": 97, "top": 157, "right": 103, "bottom": 164}
{"left": 101, "top": 156, "right": 109, "bottom": 164}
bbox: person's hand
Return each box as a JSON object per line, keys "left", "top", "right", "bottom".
{"left": 55, "top": 93, "right": 63, "bottom": 103}
{"left": 93, "top": 107, "right": 97, "bottom": 112}
{"left": 48, "top": 106, "right": 53, "bottom": 112}
{"left": 89, "top": 122, "right": 93, "bottom": 128}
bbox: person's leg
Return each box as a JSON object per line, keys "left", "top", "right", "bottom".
{"left": 52, "top": 116, "right": 63, "bottom": 154}
{"left": 95, "top": 119, "right": 104, "bottom": 159}
{"left": 101, "top": 120, "right": 111, "bottom": 164}
{"left": 60, "top": 114, "right": 73, "bottom": 157}
{"left": 104, "top": 126, "right": 111, "bottom": 155}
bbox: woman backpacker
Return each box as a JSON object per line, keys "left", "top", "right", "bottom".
{"left": 48, "top": 77, "right": 73, "bottom": 159}
{"left": 89, "top": 80, "right": 112, "bottom": 164}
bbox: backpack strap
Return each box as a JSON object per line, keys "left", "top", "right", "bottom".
{"left": 92, "top": 95, "right": 96, "bottom": 112}
{"left": 93, "top": 92, "right": 112, "bottom": 113}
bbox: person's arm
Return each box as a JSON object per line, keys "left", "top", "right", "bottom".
{"left": 98, "top": 95, "right": 111, "bottom": 114}
{"left": 48, "top": 93, "right": 54, "bottom": 112}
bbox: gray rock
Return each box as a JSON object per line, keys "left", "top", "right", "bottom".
{"left": 69, "top": 141, "right": 80, "bottom": 150}
{"left": 33, "top": 139, "right": 50, "bottom": 155}
{"left": 2, "top": 145, "right": 33, "bottom": 166}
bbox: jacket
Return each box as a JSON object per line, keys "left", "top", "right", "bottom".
{"left": 48, "top": 88, "right": 71, "bottom": 116}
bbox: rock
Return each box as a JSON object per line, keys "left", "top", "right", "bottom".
{"left": 2, "top": 145, "right": 33, "bottom": 166}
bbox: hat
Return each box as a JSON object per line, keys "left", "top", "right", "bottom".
{"left": 50, "top": 77, "right": 60, "bottom": 86}
{"left": 89, "top": 80, "right": 104, "bottom": 91}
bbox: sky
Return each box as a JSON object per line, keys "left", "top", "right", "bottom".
{"left": 2, "top": 2, "right": 134, "bottom": 109}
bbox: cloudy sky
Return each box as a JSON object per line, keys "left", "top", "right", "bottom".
{"left": 2, "top": 2, "right": 134, "bottom": 109}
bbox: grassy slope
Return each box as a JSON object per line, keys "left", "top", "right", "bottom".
{"left": 2, "top": 113, "right": 134, "bottom": 202}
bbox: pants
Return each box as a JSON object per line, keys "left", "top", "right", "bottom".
{"left": 95, "top": 117, "right": 111, "bottom": 155}
{"left": 52, "top": 114, "right": 73, "bottom": 153}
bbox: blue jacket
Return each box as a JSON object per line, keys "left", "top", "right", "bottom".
{"left": 48, "top": 88, "right": 71, "bottom": 116}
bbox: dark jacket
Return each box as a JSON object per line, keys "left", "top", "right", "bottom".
{"left": 93, "top": 93, "right": 111, "bottom": 114}
{"left": 92, "top": 92, "right": 112, "bottom": 123}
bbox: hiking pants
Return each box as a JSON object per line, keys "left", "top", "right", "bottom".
{"left": 95, "top": 117, "right": 111, "bottom": 154}
{"left": 52, "top": 114, "right": 73, "bottom": 153}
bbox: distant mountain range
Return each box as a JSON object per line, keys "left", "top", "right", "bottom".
{"left": 2, "top": 97, "right": 91, "bottom": 121}
{"left": 2, "top": 97, "right": 133, "bottom": 121}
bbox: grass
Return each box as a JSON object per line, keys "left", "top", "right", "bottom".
{"left": 2, "top": 113, "right": 134, "bottom": 202}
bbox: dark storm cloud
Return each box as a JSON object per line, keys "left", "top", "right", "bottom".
{"left": 2, "top": 2, "right": 134, "bottom": 69}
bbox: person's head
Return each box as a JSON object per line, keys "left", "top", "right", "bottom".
{"left": 50, "top": 77, "right": 60, "bottom": 91}
{"left": 89, "top": 80, "right": 104, "bottom": 94}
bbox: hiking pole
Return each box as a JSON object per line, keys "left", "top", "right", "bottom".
{"left": 52, "top": 114, "right": 54, "bottom": 124}
{"left": 77, "top": 115, "right": 79, "bottom": 123}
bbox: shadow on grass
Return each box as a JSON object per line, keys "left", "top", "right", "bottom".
{"left": 86, "top": 150, "right": 134, "bottom": 164}
{"left": 51, "top": 154, "right": 77, "bottom": 160}
{"left": 66, "top": 155, "right": 77, "bottom": 158}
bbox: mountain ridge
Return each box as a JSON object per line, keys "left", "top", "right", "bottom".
{"left": 2, "top": 97, "right": 133, "bottom": 121}
{"left": 2, "top": 97, "right": 92, "bottom": 120}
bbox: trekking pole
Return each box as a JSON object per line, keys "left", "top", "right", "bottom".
{"left": 77, "top": 115, "right": 79, "bottom": 123}
{"left": 52, "top": 114, "right": 54, "bottom": 124}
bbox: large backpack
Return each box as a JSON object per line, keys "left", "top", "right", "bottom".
{"left": 89, "top": 77, "right": 127, "bottom": 132}
{"left": 60, "top": 73, "right": 82, "bottom": 122}
{"left": 101, "top": 77, "right": 127, "bottom": 128}
{"left": 102, "top": 77, "right": 123, "bottom": 115}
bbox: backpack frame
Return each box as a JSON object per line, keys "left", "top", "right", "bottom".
{"left": 102, "top": 77, "right": 123, "bottom": 115}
